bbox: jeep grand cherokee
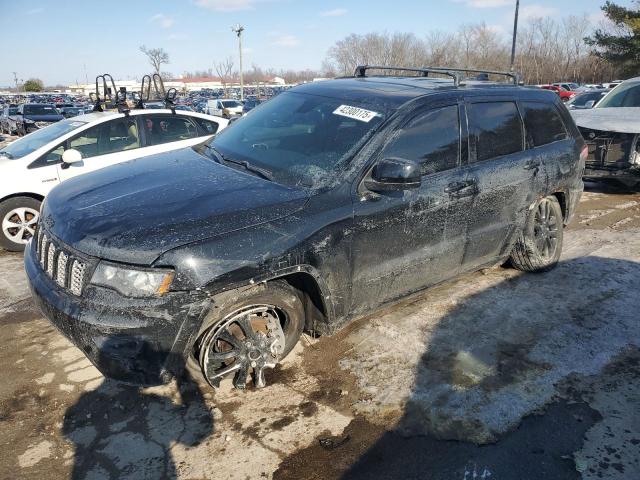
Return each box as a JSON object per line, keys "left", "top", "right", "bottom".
{"left": 26, "top": 66, "right": 586, "bottom": 390}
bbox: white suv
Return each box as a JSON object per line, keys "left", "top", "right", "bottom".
{"left": 0, "top": 109, "right": 228, "bottom": 251}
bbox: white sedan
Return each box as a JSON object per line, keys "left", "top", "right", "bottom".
{"left": 0, "top": 109, "right": 228, "bottom": 251}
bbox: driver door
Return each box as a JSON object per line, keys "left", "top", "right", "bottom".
{"left": 57, "top": 118, "right": 142, "bottom": 182}
{"left": 349, "top": 103, "right": 471, "bottom": 314}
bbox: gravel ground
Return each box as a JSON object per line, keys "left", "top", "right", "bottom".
{"left": 1, "top": 183, "right": 639, "bottom": 480}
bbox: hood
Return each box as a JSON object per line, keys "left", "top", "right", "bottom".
{"left": 24, "top": 114, "right": 64, "bottom": 122}
{"left": 41, "top": 148, "right": 309, "bottom": 265}
{"left": 571, "top": 107, "right": 640, "bottom": 134}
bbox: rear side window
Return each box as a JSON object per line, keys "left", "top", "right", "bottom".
{"left": 143, "top": 115, "right": 199, "bottom": 146}
{"left": 381, "top": 105, "right": 460, "bottom": 175}
{"left": 468, "top": 102, "right": 523, "bottom": 162}
{"left": 522, "top": 102, "right": 567, "bottom": 147}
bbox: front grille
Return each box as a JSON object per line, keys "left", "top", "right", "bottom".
{"left": 36, "top": 229, "right": 89, "bottom": 296}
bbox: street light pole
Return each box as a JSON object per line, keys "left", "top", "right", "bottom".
{"left": 510, "top": 0, "right": 520, "bottom": 72}
{"left": 232, "top": 24, "right": 245, "bottom": 101}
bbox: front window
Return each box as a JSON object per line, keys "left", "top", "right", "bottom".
{"left": 210, "top": 91, "right": 386, "bottom": 188}
{"left": 0, "top": 119, "right": 87, "bottom": 159}
{"left": 597, "top": 82, "right": 640, "bottom": 108}
{"left": 23, "top": 104, "right": 59, "bottom": 115}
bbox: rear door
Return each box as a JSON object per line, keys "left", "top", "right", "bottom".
{"left": 460, "top": 98, "right": 539, "bottom": 270}
{"left": 350, "top": 100, "right": 471, "bottom": 312}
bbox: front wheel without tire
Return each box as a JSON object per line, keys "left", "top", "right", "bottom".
{"left": 510, "top": 196, "right": 563, "bottom": 272}
{"left": 195, "top": 281, "right": 304, "bottom": 389}
{"left": 0, "top": 197, "right": 41, "bottom": 252}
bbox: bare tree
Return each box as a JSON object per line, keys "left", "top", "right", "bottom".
{"left": 214, "top": 56, "right": 235, "bottom": 96}
{"left": 139, "top": 45, "right": 170, "bottom": 76}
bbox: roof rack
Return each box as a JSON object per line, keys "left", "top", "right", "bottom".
{"left": 426, "top": 67, "right": 521, "bottom": 85}
{"left": 134, "top": 74, "right": 178, "bottom": 113}
{"left": 354, "top": 65, "right": 461, "bottom": 86}
{"left": 91, "top": 74, "right": 130, "bottom": 115}
{"left": 353, "top": 65, "right": 523, "bottom": 86}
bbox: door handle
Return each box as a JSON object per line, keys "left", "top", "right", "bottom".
{"left": 524, "top": 160, "right": 541, "bottom": 170}
{"left": 445, "top": 180, "right": 477, "bottom": 197}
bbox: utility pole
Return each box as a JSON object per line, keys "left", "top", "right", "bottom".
{"left": 12, "top": 72, "right": 18, "bottom": 91}
{"left": 232, "top": 24, "right": 245, "bottom": 101}
{"left": 510, "top": 0, "right": 520, "bottom": 72}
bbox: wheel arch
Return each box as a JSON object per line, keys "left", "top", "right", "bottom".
{"left": 551, "top": 190, "right": 567, "bottom": 224}
{"left": 0, "top": 192, "right": 45, "bottom": 205}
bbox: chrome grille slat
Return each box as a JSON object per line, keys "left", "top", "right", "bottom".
{"left": 40, "top": 235, "right": 48, "bottom": 269}
{"left": 70, "top": 260, "right": 87, "bottom": 296}
{"left": 56, "top": 251, "right": 68, "bottom": 287}
{"left": 46, "top": 244, "right": 57, "bottom": 277}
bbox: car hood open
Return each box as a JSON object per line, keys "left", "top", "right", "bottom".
{"left": 41, "top": 148, "right": 309, "bottom": 265}
{"left": 571, "top": 107, "right": 640, "bottom": 134}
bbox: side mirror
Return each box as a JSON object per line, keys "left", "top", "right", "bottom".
{"left": 61, "top": 148, "right": 82, "bottom": 167}
{"left": 364, "top": 158, "right": 421, "bottom": 192}
{"left": 584, "top": 100, "right": 596, "bottom": 109}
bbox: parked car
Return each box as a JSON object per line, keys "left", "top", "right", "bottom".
{"left": 173, "top": 105, "right": 194, "bottom": 112}
{"left": 0, "top": 109, "right": 228, "bottom": 251}
{"left": 571, "top": 77, "right": 640, "bottom": 188}
{"left": 242, "top": 98, "right": 261, "bottom": 113}
{"left": 58, "top": 106, "right": 86, "bottom": 118}
{"left": 566, "top": 89, "right": 608, "bottom": 110}
{"left": 552, "top": 82, "right": 580, "bottom": 92}
{"left": 25, "top": 66, "right": 585, "bottom": 391}
{"left": 15, "top": 103, "right": 64, "bottom": 136}
{"left": 206, "top": 98, "right": 244, "bottom": 118}
{"left": 540, "top": 85, "right": 576, "bottom": 102}
{"left": 0, "top": 105, "right": 19, "bottom": 135}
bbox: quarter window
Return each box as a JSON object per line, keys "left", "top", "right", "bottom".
{"left": 381, "top": 105, "right": 460, "bottom": 175}
{"left": 468, "top": 102, "right": 523, "bottom": 162}
{"left": 522, "top": 102, "right": 567, "bottom": 147}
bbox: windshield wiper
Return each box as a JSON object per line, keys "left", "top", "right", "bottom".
{"left": 0, "top": 151, "right": 13, "bottom": 159}
{"left": 205, "top": 144, "right": 274, "bottom": 182}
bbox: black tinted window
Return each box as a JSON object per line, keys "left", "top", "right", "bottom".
{"left": 522, "top": 102, "right": 567, "bottom": 147}
{"left": 468, "top": 102, "right": 523, "bottom": 162}
{"left": 143, "top": 115, "right": 199, "bottom": 145}
{"left": 381, "top": 105, "right": 459, "bottom": 175}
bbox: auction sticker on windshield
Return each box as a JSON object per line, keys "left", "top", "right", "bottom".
{"left": 333, "top": 105, "right": 380, "bottom": 123}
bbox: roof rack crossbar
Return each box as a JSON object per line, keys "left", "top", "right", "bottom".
{"left": 424, "top": 66, "right": 521, "bottom": 85}
{"left": 354, "top": 65, "right": 460, "bottom": 86}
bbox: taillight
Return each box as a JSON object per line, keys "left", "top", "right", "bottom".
{"left": 580, "top": 145, "right": 588, "bottom": 161}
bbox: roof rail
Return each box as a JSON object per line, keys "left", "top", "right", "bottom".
{"left": 354, "top": 65, "right": 460, "bottom": 86}
{"left": 425, "top": 66, "right": 522, "bottom": 85}
{"left": 353, "top": 65, "right": 523, "bottom": 86}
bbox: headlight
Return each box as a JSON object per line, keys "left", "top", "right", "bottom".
{"left": 90, "top": 262, "right": 174, "bottom": 298}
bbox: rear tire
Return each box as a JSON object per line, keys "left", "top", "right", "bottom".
{"left": 0, "top": 197, "right": 42, "bottom": 252}
{"left": 510, "top": 196, "right": 563, "bottom": 272}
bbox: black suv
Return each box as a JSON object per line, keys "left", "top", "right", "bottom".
{"left": 26, "top": 66, "right": 585, "bottom": 390}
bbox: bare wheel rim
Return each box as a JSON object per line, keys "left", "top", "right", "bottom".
{"left": 2, "top": 207, "right": 39, "bottom": 244}
{"left": 198, "top": 305, "right": 288, "bottom": 389}
{"left": 533, "top": 199, "right": 559, "bottom": 260}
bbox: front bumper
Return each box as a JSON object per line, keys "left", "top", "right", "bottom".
{"left": 25, "top": 243, "right": 209, "bottom": 385}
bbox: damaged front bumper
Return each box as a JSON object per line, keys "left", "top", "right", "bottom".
{"left": 25, "top": 243, "right": 209, "bottom": 385}
{"left": 579, "top": 128, "right": 640, "bottom": 183}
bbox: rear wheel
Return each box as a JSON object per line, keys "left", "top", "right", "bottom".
{"left": 194, "top": 281, "right": 304, "bottom": 389}
{"left": 510, "top": 196, "right": 563, "bottom": 272}
{"left": 0, "top": 197, "right": 41, "bottom": 252}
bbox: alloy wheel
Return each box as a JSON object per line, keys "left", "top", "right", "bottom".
{"left": 198, "top": 305, "right": 287, "bottom": 389}
{"left": 2, "top": 207, "right": 39, "bottom": 245}
{"left": 533, "top": 198, "right": 559, "bottom": 259}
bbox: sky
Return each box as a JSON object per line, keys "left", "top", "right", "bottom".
{"left": 0, "top": 0, "right": 627, "bottom": 87}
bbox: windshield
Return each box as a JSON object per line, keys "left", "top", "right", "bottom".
{"left": 210, "top": 91, "right": 386, "bottom": 188}
{"left": 568, "top": 91, "right": 604, "bottom": 107}
{"left": 0, "top": 119, "right": 87, "bottom": 159}
{"left": 8, "top": 107, "right": 18, "bottom": 115}
{"left": 23, "top": 104, "right": 59, "bottom": 115}
{"left": 597, "top": 82, "right": 640, "bottom": 108}
{"left": 221, "top": 100, "right": 241, "bottom": 108}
